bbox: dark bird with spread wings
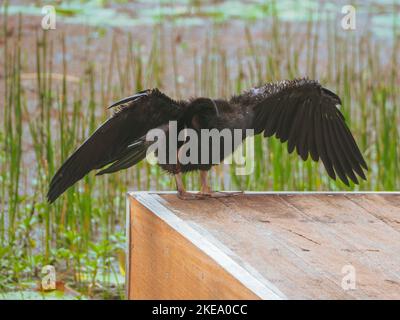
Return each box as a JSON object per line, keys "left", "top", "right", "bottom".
{"left": 47, "top": 78, "right": 368, "bottom": 202}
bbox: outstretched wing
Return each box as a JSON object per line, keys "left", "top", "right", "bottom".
{"left": 47, "top": 89, "right": 183, "bottom": 203}
{"left": 235, "top": 78, "right": 367, "bottom": 186}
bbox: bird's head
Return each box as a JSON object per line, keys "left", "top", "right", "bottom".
{"left": 184, "top": 98, "right": 219, "bottom": 129}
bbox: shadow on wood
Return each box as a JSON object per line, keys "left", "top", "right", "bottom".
{"left": 126, "top": 192, "right": 400, "bottom": 300}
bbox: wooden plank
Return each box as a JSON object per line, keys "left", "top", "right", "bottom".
{"left": 159, "top": 193, "right": 352, "bottom": 299}
{"left": 345, "top": 194, "right": 400, "bottom": 233}
{"left": 128, "top": 194, "right": 283, "bottom": 300}
{"left": 280, "top": 194, "right": 400, "bottom": 299}
{"left": 127, "top": 192, "right": 400, "bottom": 299}
{"left": 158, "top": 193, "right": 400, "bottom": 299}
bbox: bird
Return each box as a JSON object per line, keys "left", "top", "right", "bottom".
{"left": 47, "top": 78, "right": 368, "bottom": 203}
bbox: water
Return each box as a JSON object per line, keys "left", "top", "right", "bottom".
{"left": 2, "top": 0, "right": 399, "bottom": 38}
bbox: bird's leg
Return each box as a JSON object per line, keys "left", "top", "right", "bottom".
{"left": 200, "top": 170, "right": 212, "bottom": 194}
{"left": 200, "top": 170, "right": 243, "bottom": 198}
{"left": 175, "top": 173, "right": 205, "bottom": 200}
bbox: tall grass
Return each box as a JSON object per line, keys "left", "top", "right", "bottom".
{"left": 0, "top": 3, "right": 399, "bottom": 298}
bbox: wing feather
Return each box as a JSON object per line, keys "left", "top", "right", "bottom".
{"left": 328, "top": 118, "right": 359, "bottom": 184}
{"left": 333, "top": 121, "right": 366, "bottom": 180}
{"left": 287, "top": 99, "right": 306, "bottom": 154}
{"left": 307, "top": 103, "right": 319, "bottom": 162}
{"left": 326, "top": 116, "right": 354, "bottom": 185}
{"left": 47, "top": 89, "right": 183, "bottom": 203}
{"left": 314, "top": 107, "right": 336, "bottom": 180}
{"left": 263, "top": 97, "right": 283, "bottom": 137}
{"left": 238, "top": 78, "right": 367, "bottom": 185}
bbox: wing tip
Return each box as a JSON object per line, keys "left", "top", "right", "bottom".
{"left": 107, "top": 89, "right": 151, "bottom": 109}
{"left": 46, "top": 189, "right": 58, "bottom": 204}
{"left": 321, "top": 87, "right": 342, "bottom": 105}
{"left": 95, "top": 170, "right": 106, "bottom": 176}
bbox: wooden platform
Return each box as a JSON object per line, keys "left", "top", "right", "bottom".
{"left": 126, "top": 192, "right": 400, "bottom": 300}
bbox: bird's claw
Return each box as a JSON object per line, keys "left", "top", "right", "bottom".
{"left": 201, "top": 191, "right": 243, "bottom": 198}
{"left": 177, "top": 191, "right": 206, "bottom": 200}
{"left": 177, "top": 190, "right": 243, "bottom": 200}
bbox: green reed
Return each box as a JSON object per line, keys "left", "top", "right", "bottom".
{"left": 0, "top": 2, "right": 399, "bottom": 299}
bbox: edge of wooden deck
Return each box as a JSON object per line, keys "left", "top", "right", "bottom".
{"left": 127, "top": 191, "right": 290, "bottom": 300}
{"left": 126, "top": 191, "right": 400, "bottom": 299}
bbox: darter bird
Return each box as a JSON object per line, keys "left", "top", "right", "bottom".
{"left": 47, "top": 78, "right": 368, "bottom": 202}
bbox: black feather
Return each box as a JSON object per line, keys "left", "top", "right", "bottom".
{"left": 245, "top": 78, "right": 366, "bottom": 185}
{"left": 315, "top": 107, "right": 336, "bottom": 180}
{"left": 47, "top": 89, "right": 183, "bottom": 203}
{"left": 323, "top": 115, "right": 349, "bottom": 186}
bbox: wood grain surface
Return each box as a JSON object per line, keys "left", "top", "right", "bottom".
{"left": 127, "top": 192, "right": 400, "bottom": 300}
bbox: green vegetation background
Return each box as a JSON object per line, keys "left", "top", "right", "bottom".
{"left": 1, "top": 1, "right": 399, "bottom": 299}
